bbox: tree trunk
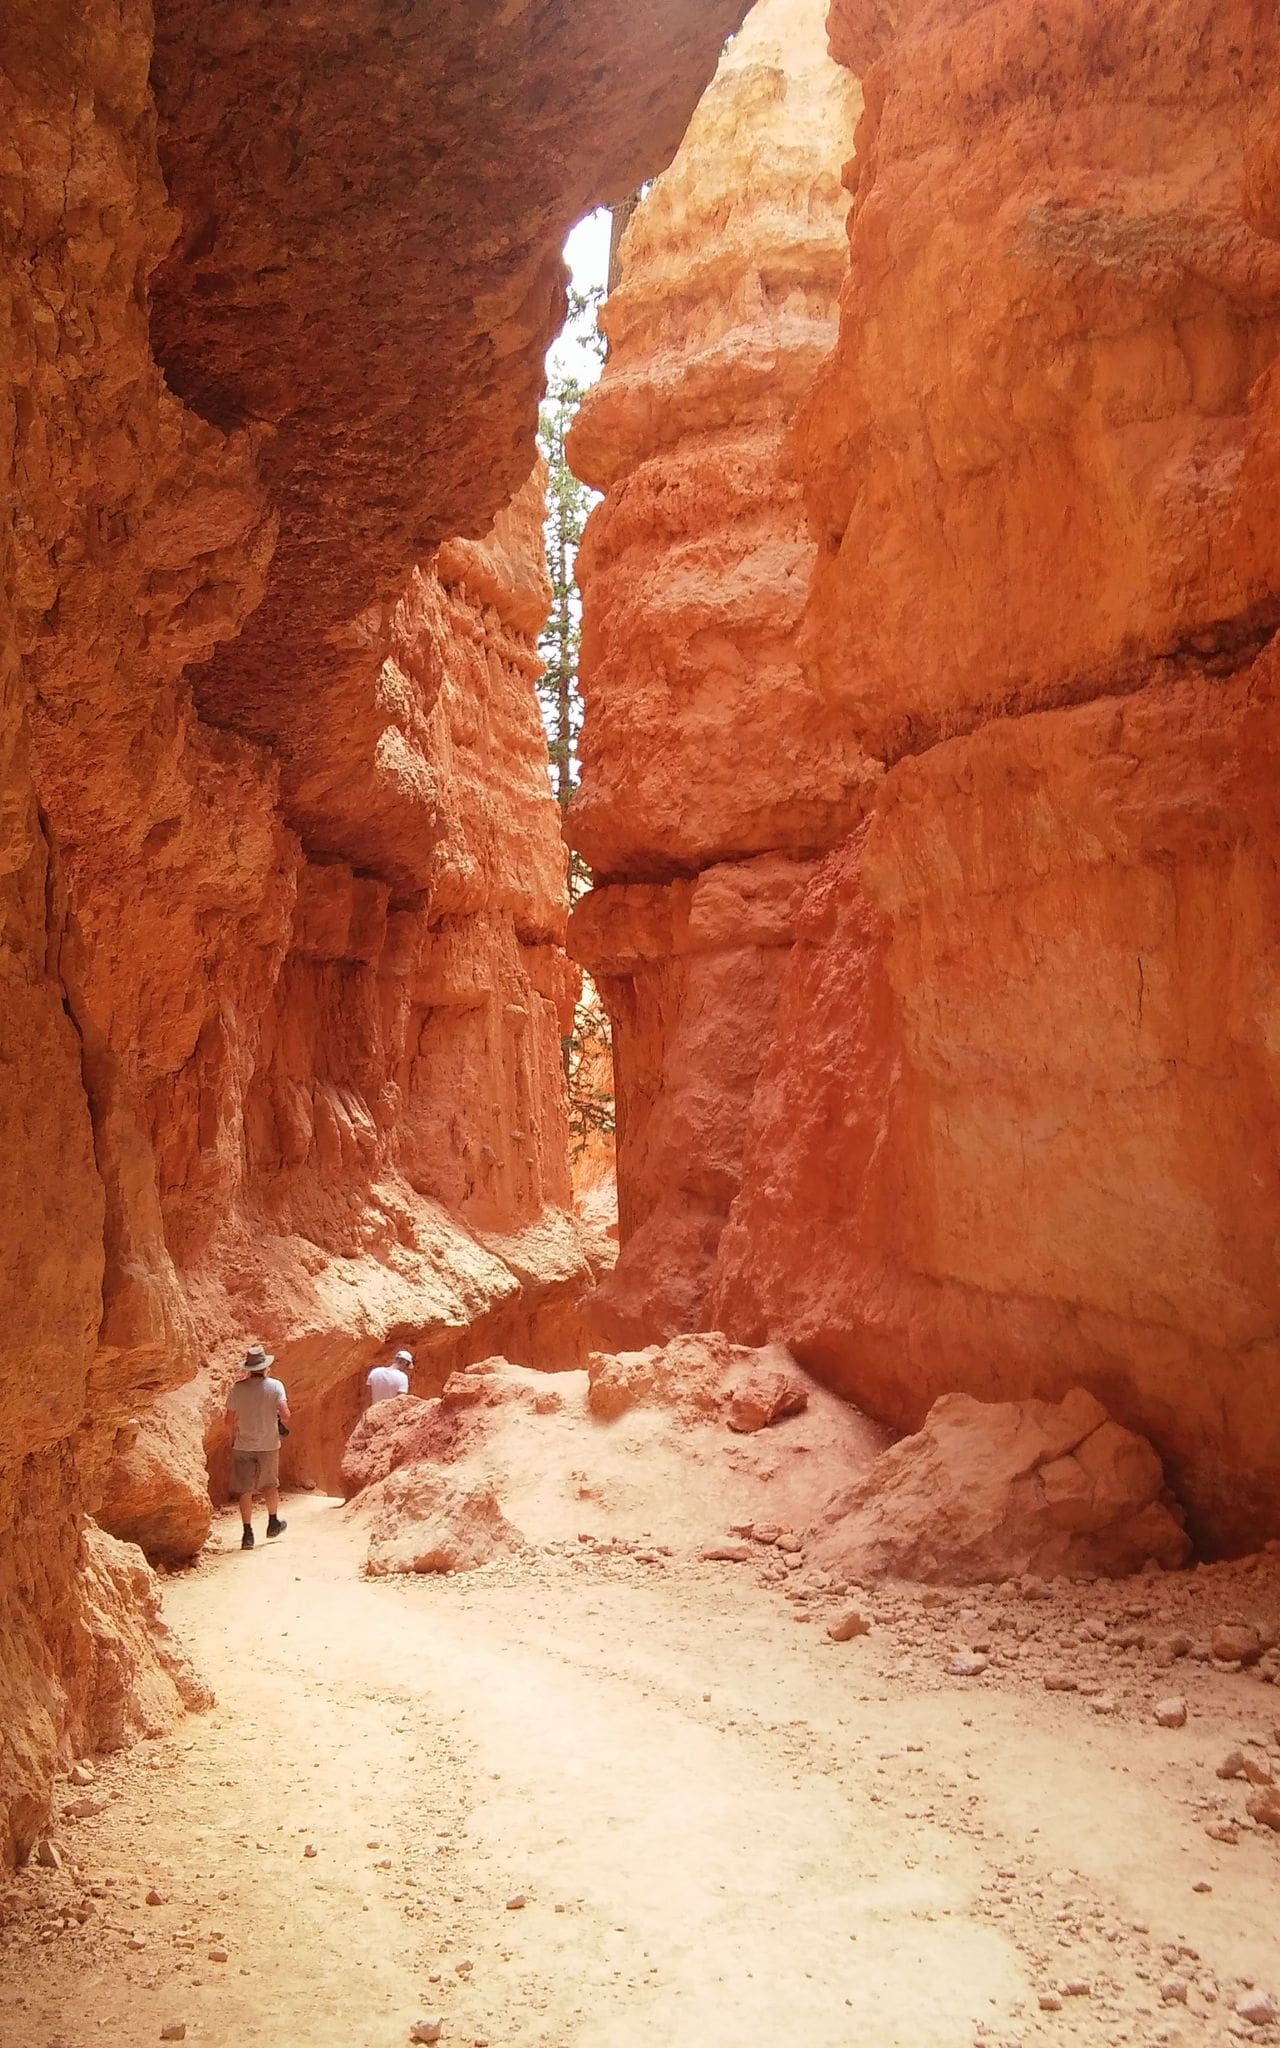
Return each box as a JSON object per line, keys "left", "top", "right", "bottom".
{"left": 608, "top": 190, "right": 643, "bottom": 295}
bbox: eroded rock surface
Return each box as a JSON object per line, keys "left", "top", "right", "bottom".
{"left": 571, "top": 860, "right": 819, "bottom": 1345}
{"left": 71, "top": 1528, "right": 213, "bottom": 1755}
{"left": 88, "top": 468, "right": 589, "bottom": 1532}
{"left": 571, "top": 0, "right": 1280, "bottom": 1552}
{"left": 568, "top": 0, "right": 869, "bottom": 1341}
{"left": 0, "top": 0, "right": 744, "bottom": 1861}
{"left": 814, "top": 1390, "right": 1190, "bottom": 1587}
{"left": 808, "top": 0, "right": 1280, "bottom": 759}
{"left": 713, "top": 0, "right": 1280, "bottom": 1554}
{"left": 149, "top": 0, "right": 747, "bottom": 873}
{"left": 714, "top": 667, "right": 1280, "bottom": 1550}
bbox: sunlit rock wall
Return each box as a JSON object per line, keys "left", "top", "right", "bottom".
{"left": 714, "top": 0, "right": 1280, "bottom": 1552}
{"left": 568, "top": 0, "right": 868, "bottom": 1341}
{"left": 571, "top": 0, "right": 1280, "bottom": 1551}
{"left": 0, "top": 0, "right": 745, "bottom": 1862}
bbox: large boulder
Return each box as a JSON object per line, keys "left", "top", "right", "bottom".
{"left": 97, "top": 1388, "right": 213, "bottom": 1565}
{"left": 363, "top": 1471, "right": 523, "bottom": 1577}
{"left": 813, "top": 1389, "right": 1190, "bottom": 1585}
{"left": 339, "top": 1395, "right": 440, "bottom": 1500}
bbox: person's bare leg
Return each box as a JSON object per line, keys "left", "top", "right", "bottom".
{"left": 238, "top": 1489, "right": 255, "bottom": 1530}
{"left": 265, "top": 1487, "right": 280, "bottom": 1518}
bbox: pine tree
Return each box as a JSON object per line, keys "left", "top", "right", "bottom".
{"left": 537, "top": 369, "right": 590, "bottom": 830}
{"left": 536, "top": 300, "right": 615, "bottom": 1168}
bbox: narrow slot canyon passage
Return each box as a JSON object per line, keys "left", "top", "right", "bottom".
{"left": 3, "top": 0, "right": 1280, "bottom": 2044}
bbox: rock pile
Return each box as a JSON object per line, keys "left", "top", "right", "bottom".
{"left": 343, "top": 1337, "right": 886, "bottom": 1576}
{"left": 585, "top": 1332, "right": 810, "bottom": 1432}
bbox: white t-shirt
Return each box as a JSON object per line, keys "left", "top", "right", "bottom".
{"left": 367, "top": 1365, "right": 410, "bottom": 1404}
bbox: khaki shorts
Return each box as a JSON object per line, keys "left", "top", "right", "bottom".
{"left": 231, "top": 1445, "right": 280, "bottom": 1496}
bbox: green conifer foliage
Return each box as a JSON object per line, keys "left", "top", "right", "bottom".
{"left": 537, "top": 292, "right": 614, "bottom": 1165}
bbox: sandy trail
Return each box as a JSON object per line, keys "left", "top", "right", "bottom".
{"left": 3, "top": 1493, "right": 1278, "bottom": 2048}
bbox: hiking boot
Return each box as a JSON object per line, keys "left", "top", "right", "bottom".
{"left": 240, "top": 1525, "right": 255, "bottom": 1550}
{"left": 266, "top": 1515, "right": 287, "bottom": 1540}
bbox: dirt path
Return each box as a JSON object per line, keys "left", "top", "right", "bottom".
{"left": 3, "top": 1494, "right": 1278, "bottom": 2048}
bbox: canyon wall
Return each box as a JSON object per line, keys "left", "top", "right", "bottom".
{"left": 573, "top": 0, "right": 1280, "bottom": 1551}
{"left": 715, "top": 0, "right": 1280, "bottom": 1553}
{"left": 101, "top": 471, "right": 592, "bottom": 1548}
{"left": 0, "top": 0, "right": 745, "bottom": 1862}
{"left": 568, "top": 0, "right": 869, "bottom": 1343}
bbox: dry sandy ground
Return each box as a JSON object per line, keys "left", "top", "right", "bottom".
{"left": 2, "top": 1494, "right": 1279, "bottom": 2048}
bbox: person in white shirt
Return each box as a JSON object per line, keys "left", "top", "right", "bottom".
{"left": 366, "top": 1348, "right": 412, "bottom": 1406}
{"left": 226, "top": 1344, "right": 291, "bottom": 1551}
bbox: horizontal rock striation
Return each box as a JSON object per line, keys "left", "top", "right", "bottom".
{"left": 568, "top": 0, "right": 868, "bottom": 1339}
{"left": 0, "top": 0, "right": 745, "bottom": 1861}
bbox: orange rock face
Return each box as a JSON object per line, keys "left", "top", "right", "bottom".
{"left": 85, "top": 467, "right": 586, "bottom": 1529}
{"left": 571, "top": 859, "right": 818, "bottom": 1344}
{"left": 808, "top": 0, "right": 1280, "bottom": 761}
{"left": 716, "top": 668, "right": 1280, "bottom": 1549}
{"left": 573, "top": 0, "right": 1280, "bottom": 1555}
{"left": 0, "top": 0, "right": 744, "bottom": 1862}
{"left": 712, "top": 0, "right": 1280, "bottom": 1554}
{"left": 569, "top": 0, "right": 869, "bottom": 1340}
{"left": 147, "top": 0, "right": 747, "bottom": 874}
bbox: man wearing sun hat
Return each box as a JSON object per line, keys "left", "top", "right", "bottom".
{"left": 226, "top": 1344, "right": 291, "bottom": 1551}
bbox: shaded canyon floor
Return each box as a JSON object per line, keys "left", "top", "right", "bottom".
{"left": 2, "top": 1496, "right": 1279, "bottom": 2048}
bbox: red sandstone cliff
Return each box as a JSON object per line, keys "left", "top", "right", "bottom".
{"left": 10, "top": 0, "right": 1280, "bottom": 1883}
{"left": 713, "top": 0, "right": 1280, "bottom": 1553}
{"left": 571, "top": 0, "right": 1280, "bottom": 1554}
{"left": 101, "top": 471, "right": 592, "bottom": 1547}
{"left": 0, "top": 0, "right": 744, "bottom": 1864}
{"left": 568, "top": 0, "right": 868, "bottom": 1343}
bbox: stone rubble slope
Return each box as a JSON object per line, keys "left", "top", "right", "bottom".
{"left": 342, "top": 1336, "right": 891, "bottom": 1572}
{"left": 342, "top": 1340, "right": 1189, "bottom": 1595}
